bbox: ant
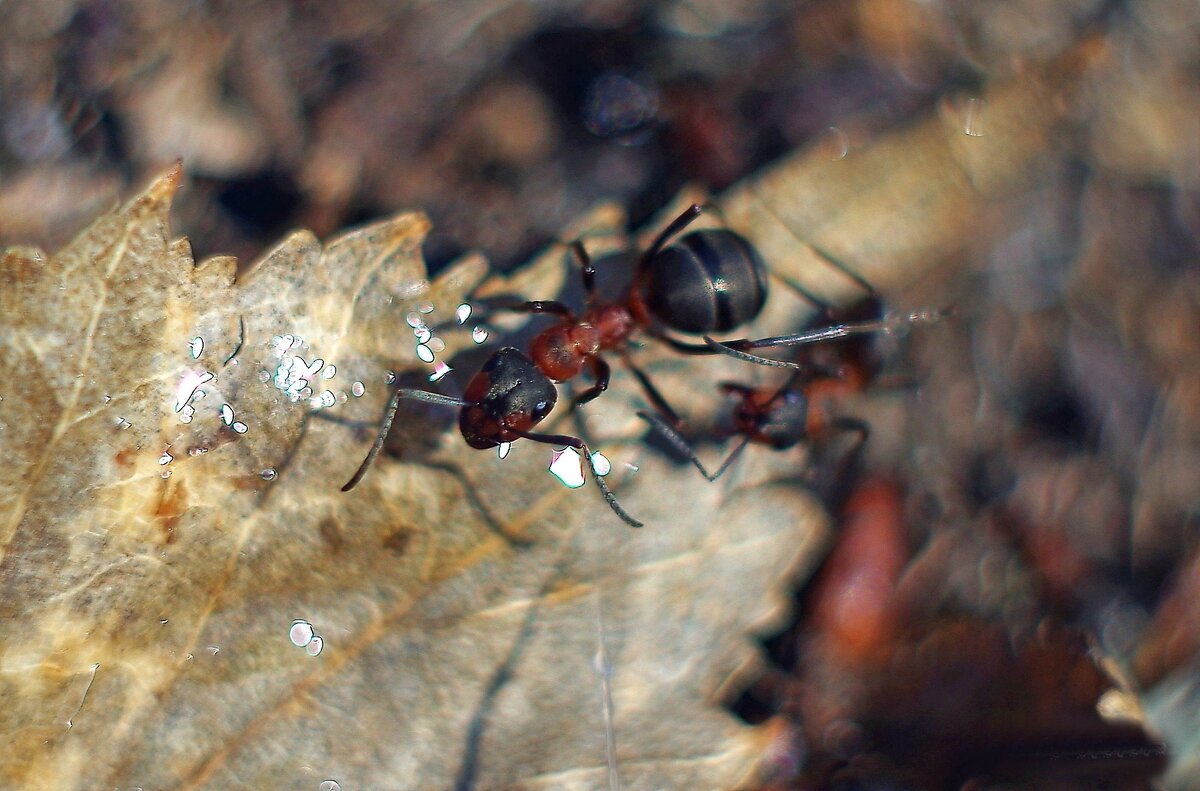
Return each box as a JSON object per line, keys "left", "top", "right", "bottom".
{"left": 637, "top": 291, "right": 946, "bottom": 481}
{"left": 342, "top": 203, "right": 809, "bottom": 527}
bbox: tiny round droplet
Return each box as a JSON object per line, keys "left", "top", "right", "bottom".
{"left": 319, "top": 781, "right": 341, "bottom": 791}
{"left": 258, "top": 370, "right": 271, "bottom": 382}
{"left": 429, "top": 337, "right": 445, "bottom": 353}
{"left": 102, "top": 395, "right": 112, "bottom": 404}
{"left": 351, "top": 381, "right": 365, "bottom": 397}
{"left": 289, "top": 619, "right": 315, "bottom": 647}
{"left": 405, "top": 312, "right": 422, "bottom": 328}
{"left": 319, "top": 390, "right": 336, "bottom": 408}
{"left": 414, "top": 327, "right": 432, "bottom": 344}
{"left": 161, "top": 470, "right": 173, "bottom": 479}
{"left": 189, "top": 337, "right": 204, "bottom": 359}
{"left": 321, "top": 364, "right": 337, "bottom": 380}
{"left": 306, "top": 636, "right": 324, "bottom": 657}
{"left": 497, "top": 441, "right": 512, "bottom": 460}
{"left": 158, "top": 452, "right": 173, "bottom": 465}
{"left": 471, "top": 326, "right": 489, "bottom": 344}
{"left": 231, "top": 422, "right": 248, "bottom": 434}
{"left": 429, "top": 362, "right": 452, "bottom": 382}
{"left": 456, "top": 303, "right": 472, "bottom": 324}
{"left": 418, "top": 302, "right": 434, "bottom": 314}
{"left": 220, "top": 404, "right": 234, "bottom": 425}
{"left": 416, "top": 344, "right": 435, "bottom": 363}
{"left": 589, "top": 452, "right": 612, "bottom": 476}
{"left": 384, "top": 371, "right": 397, "bottom": 384}
{"left": 260, "top": 468, "right": 277, "bottom": 480}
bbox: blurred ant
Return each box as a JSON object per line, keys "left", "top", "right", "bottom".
{"left": 638, "top": 287, "right": 946, "bottom": 481}
{"left": 342, "top": 204, "right": 789, "bottom": 527}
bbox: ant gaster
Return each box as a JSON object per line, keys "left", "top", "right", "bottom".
{"left": 342, "top": 204, "right": 775, "bottom": 528}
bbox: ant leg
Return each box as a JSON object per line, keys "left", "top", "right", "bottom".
{"left": 342, "top": 388, "right": 468, "bottom": 492}
{"left": 571, "top": 355, "right": 610, "bottom": 409}
{"left": 567, "top": 240, "right": 599, "bottom": 304}
{"left": 484, "top": 297, "right": 575, "bottom": 318}
{"left": 508, "top": 427, "right": 642, "bottom": 528}
{"left": 830, "top": 416, "right": 870, "bottom": 451}
{"left": 619, "top": 351, "right": 683, "bottom": 426}
{"left": 638, "top": 204, "right": 704, "bottom": 269}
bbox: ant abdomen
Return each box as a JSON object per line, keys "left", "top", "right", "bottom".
{"left": 639, "top": 228, "right": 768, "bottom": 334}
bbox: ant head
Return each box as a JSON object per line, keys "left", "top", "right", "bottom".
{"left": 639, "top": 228, "right": 768, "bottom": 335}
{"left": 459, "top": 347, "right": 558, "bottom": 449}
{"left": 727, "top": 384, "right": 810, "bottom": 450}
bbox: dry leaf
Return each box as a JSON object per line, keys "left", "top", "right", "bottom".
{"left": 0, "top": 164, "right": 822, "bottom": 791}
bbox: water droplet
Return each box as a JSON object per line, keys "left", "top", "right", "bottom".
{"left": 319, "top": 781, "right": 341, "bottom": 791}
{"left": 414, "top": 327, "right": 432, "bottom": 344}
{"left": 306, "top": 635, "right": 324, "bottom": 657}
{"left": 206, "top": 645, "right": 220, "bottom": 656}
{"left": 160, "top": 619, "right": 169, "bottom": 625}
{"left": 260, "top": 468, "right": 277, "bottom": 481}
{"left": 321, "top": 364, "right": 337, "bottom": 380}
{"left": 220, "top": 404, "right": 234, "bottom": 425}
{"left": 418, "top": 302, "right": 435, "bottom": 314}
{"left": 429, "top": 337, "right": 445, "bottom": 353}
{"left": 231, "top": 422, "right": 248, "bottom": 434}
{"left": 416, "top": 344, "right": 435, "bottom": 363}
{"left": 963, "top": 97, "right": 986, "bottom": 137}
{"left": 590, "top": 452, "right": 612, "bottom": 476}
{"left": 456, "top": 303, "right": 472, "bottom": 324}
{"left": 625, "top": 462, "right": 640, "bottom": 473}
{"left": 289, "top": 619, "right": 315, "bottom": 647}
{"left": 319, "top": 390, "right": 336, "bottom": 408}
{"left": 821, "top": 125, "right": 849, "bottom": 160}
{"left": 158, "top": 452, "right": 173, "bottom": 465}
{"left": 187, "top": 446, "right": 210, "bottom": 457}
{"left": 548, "top": 448, "right": 586, "bottom": 488}
{"left": 497, "top": 441, "right": 512, "bottom": 460}
{"left": 384, "top": 371, "right": 397, "bottom": 384}
{"left": 405, "top": 312, "right": 422, "bottom": 328}
{"left": 299, "top": 387, "right": 313, "bottom": 399}
{"left": 188, "top": 337, "right": 204, "bottom": 359}
{"left": 115, "top": 417, "right": 132, "bottom": 430}
{"left": 160, "top": 470, "right": 173, "bottom": 479}
{"left": 471, "top": 326, "right": 489, "bottom": 344}
{"left": 429, "top": 362, "right": 452, "bottom": 382}
{"left": 179, "top": 406, "right": 194, "bottom": 424}
{"left": 258, "top": 370, "right": 271, "bottom": 382}
{"left": 102, "top": 395, "right": 112, "bottom": 404}
{"left": 352, "top": 381, "right": 365, "bottom": 397}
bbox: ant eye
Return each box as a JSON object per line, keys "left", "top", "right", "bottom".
{"left": 533, "top": 400, "right": 551, "bottom": 419}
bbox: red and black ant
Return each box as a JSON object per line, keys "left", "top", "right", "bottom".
{"left": 637, "top": 292, "right": 947, "bottom": 481}
{"left": 342, "top": 204, "right": 783, "bottom": 527}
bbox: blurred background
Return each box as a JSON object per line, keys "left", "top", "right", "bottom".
{"left": 2, "top": 0, "right": 1198, "bottom": 788}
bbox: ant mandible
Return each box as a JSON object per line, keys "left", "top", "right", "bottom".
{"left": 341, "top": 204, "right": 776, "bottom": 527}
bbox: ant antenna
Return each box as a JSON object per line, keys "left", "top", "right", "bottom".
{"left": 509, "top": 427, "right": 643, "bottom": 528}
{"left": 342, "top": 389, "right": 468, "bottom": 491}
{"left": 637, "top": 410, "right": 756, "bottom": 482}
